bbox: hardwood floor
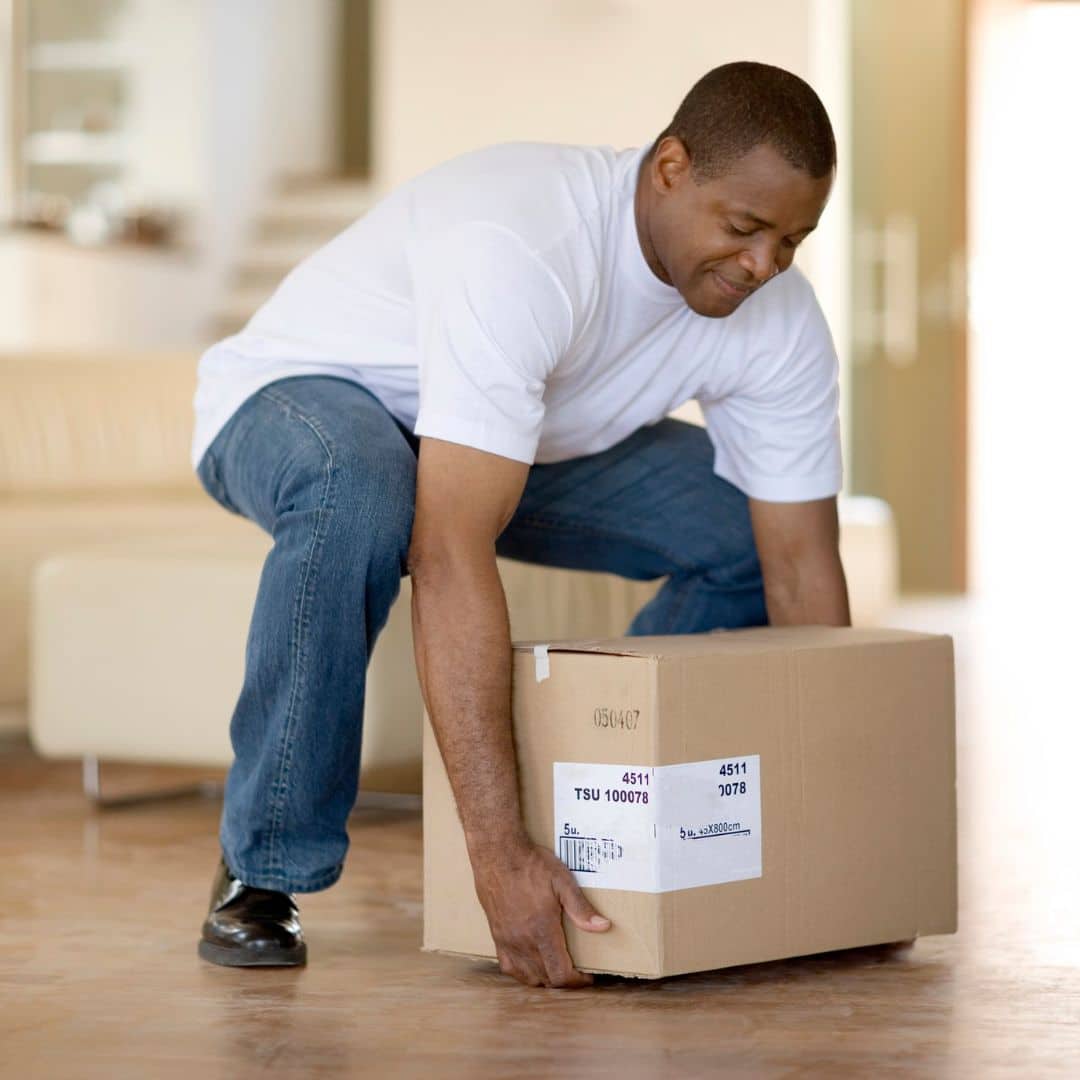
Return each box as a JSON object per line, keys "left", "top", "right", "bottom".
{"left": 2, "top": 598, "right": 1078, "bottom": 1078}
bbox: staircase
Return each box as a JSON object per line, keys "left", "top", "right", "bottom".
{"left": 212, "top": 177, "right": 376, "bottom": 339}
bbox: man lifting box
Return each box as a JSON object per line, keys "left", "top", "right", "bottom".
{"left": 192, "top": 61, "right": 850, "bottom": 987}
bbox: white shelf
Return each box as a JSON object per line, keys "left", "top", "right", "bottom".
{"left": 27, "top": 41, "right": 130, "bottom": 71}
{"left": 23, "top": 131, "right": 128, "bottom": 166}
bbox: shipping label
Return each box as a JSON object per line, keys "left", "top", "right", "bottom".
{"left": 553, "top": 756, "right": 762, "bottom": 893}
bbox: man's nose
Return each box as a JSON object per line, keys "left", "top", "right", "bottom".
{"left": 737, "top": 240, "right": 779, "bottom": 284}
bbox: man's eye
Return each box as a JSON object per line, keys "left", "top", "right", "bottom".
{"left": 727, "top": 224, "right": 753, "bottom": 237}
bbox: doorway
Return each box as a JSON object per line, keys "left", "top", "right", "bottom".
{"left": 848, "top": 0, "right": 970, "bottom": 595}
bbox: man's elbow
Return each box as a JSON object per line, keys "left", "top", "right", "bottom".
{"left": 407, "top": 533, "right": 498, "bottom": 592}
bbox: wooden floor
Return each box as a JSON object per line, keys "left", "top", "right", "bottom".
{"left": 2, "top": 598, "right": 1079, "bottom": 1078}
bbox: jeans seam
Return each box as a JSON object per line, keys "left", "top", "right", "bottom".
{"left": 512, "top": 512, "right": 699, "bottom": 574}
{"left": 259, "top": 385, "right": 338, "bottom": 879}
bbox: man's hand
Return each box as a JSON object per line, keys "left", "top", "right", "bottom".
{"left": 409, "top": 437, "right": 610, "bottom": 988}
{"left": 470, "top": 837, "right": 612, "bottom": 989}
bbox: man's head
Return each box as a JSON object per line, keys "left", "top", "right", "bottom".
{"left": 635, "top": 61, "right": 836, "bottom": 317}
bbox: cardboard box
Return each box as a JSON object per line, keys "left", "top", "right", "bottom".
{"left": 423, "top": 626, "right": 957, "bottom": 979}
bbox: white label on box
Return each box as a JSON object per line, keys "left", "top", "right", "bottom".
{"left": 553, "top": 756, "right": 762, "bottom": 893}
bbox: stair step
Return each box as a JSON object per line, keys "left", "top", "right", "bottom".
{"left": 212, "top": 177, "right": 378, "bottom": 342}
{"left": 211, "top": 286, "right": 277, "bottom": 335}
{"left": 257, "top": 215, "right": 362, "bottom": 243}
{"left": 256, "top": 181, "right": 374, "bottom": 240}
{"left": 239, "top": 239, "right": 325, "bottom": 273}
{"left": 270, "top": 177, "right": 377, "bottom": 214}
{"left": 232, "top": 240, "right": 321, "bottom": 290}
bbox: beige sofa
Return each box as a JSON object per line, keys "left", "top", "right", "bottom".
{"left": 2, "top": 352, "right": 217, "bottom": 735}
{"left": 3, "top": 352, "right": 898, "bottom": 795}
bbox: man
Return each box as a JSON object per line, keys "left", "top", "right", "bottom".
{"left": 192, "top": 61, "right": 850, "bottom": 988}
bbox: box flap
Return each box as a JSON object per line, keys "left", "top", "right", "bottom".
{"left": 514, "top": 625, "right": 946, "bottom": 661}
{"left": 513, "top": 635, "right": 700, "bottom": 659}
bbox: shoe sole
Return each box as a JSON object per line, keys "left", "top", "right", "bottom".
{"left": 197, "top": 939, "right": 307, "bottom": 968}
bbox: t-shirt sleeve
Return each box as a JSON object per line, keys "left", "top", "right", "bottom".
{"left": 410, "top": 220, "right": 573, "bottom": 464}
{"left": 698, "top": 270, "right": 843, "bottom": 503}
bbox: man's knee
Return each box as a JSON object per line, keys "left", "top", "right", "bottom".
{"left": 329, "top": 444, "right": 416, "bottom": 568}
{"left": 273, "top": 437, "right": 415, "bottom": 567}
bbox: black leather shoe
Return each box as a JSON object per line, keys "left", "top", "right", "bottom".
{"left": 197, "top": 856, "right": 307, "bottom": 967}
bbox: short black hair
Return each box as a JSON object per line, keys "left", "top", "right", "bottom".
{"left": 652, "top": 61, "right": 836, "bottom": 180}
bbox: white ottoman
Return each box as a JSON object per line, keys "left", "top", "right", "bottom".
{"left": 27, "top": 520, "right": 662, "bottom": 795}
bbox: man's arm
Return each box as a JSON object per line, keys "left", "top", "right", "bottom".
{"left": 407, "top": 436, "right": 611, "bottom": 990}
{"left": 748, "top": 495, "right": 852, "bottom": 626}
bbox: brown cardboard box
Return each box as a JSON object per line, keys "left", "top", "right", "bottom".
{"left": 422, "top": 626, "right": 957, "bottom": 979}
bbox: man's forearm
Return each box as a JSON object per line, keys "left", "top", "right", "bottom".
{"left": 764, "top": 551, "right": 852, "bottom": 627}
{"left": 410, "top": 554, "right": 528, "bottom": 860}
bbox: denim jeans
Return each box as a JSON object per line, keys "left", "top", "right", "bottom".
{"left": 195, "top": 375, "right": 766, "bottom": 892}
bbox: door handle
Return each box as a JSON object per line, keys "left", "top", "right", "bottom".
{"left": 854, "top": 214, "right": 920, "bottom": 367}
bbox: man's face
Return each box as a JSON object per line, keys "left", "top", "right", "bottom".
{"left": 637, "top": 138, "right": 833, "bottom": 317}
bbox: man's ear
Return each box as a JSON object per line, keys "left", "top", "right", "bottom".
{"left": 653, "top": 135, "right": 692, "bottom": 193}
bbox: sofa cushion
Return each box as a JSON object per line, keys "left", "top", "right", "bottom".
{"left": 0, "top": 351, "right": 202, "bottom": 496}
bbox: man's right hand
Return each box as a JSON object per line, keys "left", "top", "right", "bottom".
{"left": 470, "top": 837, "right": 613, "bottom": 988}
{"left": 409, "top": 437, "right": 609, "bottom": 987}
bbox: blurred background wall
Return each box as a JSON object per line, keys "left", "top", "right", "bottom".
{"left": 0, "top": 0, "right": 848, "bottom": 348}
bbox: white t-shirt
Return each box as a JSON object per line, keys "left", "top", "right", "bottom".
{"left": 192, "top": 142, "right": 842, "bottom": 502}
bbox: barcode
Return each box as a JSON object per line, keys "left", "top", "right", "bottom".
{"left": 557, "top": 834, "right": 623, "bottom": 873}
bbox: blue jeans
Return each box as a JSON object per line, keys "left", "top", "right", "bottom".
{"left": 196, "top": 375, "right": 766, "bottom": 892}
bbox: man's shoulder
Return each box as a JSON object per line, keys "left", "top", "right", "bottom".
{"left": 403, "top": 142, "right": 634, "bottom": 277}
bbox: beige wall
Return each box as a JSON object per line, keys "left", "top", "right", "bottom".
{"left": 373, "top": 1, "right": 816, "bottom": 187}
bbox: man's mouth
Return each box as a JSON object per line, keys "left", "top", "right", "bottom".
{"left": 712, "top": 273, "right": 755, "bottom": 300}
